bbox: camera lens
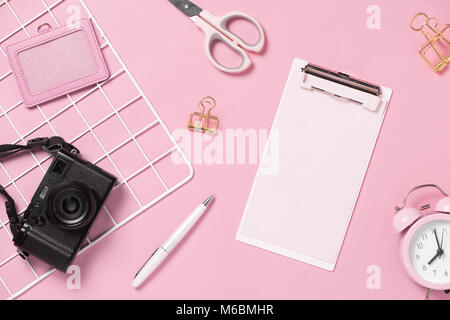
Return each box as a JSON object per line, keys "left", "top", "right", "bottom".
{"left": 62, "top": 197, "right": 80, "bottom": 215}
{"left": 47, "top": 181, "right": 97, "bottom": 230}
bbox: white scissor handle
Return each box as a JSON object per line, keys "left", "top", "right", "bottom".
{"left": 201, "top": 11, "right": 266, "bottom": 53}
{"left": 190, "top": 10, "right": 265, "bottom": 74}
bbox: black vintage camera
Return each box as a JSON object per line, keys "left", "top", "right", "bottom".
{"left": 11, "top": 147, "right": 116, "bottom": 272}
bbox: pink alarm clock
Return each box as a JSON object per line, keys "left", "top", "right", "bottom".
{"left": 394, "top": 184, "right": 450, "bottom": 292}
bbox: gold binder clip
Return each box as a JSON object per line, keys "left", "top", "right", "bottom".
{"left": 410, "top": 13, "right": 450, "bottom": 73}
{"left": 187, "top": 96, "right": 219, "bottom": 135}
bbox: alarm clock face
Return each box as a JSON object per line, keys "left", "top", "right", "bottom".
{"left": 409, "top": 218, "right": 450, "bottom": 286}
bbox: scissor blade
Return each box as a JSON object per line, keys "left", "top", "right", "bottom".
{"left": 169, "top": 0, "right": 202, "bottom": 17}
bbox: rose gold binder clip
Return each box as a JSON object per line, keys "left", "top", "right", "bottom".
{"left": 187, "top": 96, "right": 219, "bottom": 135}
{"left": 410, "top": 13, "right": 449, "bottom": 73}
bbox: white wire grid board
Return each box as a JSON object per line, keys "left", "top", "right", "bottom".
{"left": 0, "top": 0, "right": 193, "bottom": 300}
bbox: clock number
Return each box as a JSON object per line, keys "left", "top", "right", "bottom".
{"left": 445, "top": 271, "right": 448, "bottom": 277}
{"left": 433, "top": 270, "right": 437, "bottom": 276}
{"left": 417, "top": 242, "right": 424, "bottom": 250}
{"left": 422, "top": 265, "right": 427, "bottom": 272}
{"left": 422, "top": 233, "right": 428, "bottom": 241}
{"left": 416, "top": 255, "right": 420, "bottom": 260}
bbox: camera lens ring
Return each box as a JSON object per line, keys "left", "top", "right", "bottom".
{"left": 46, "top": 181, "right": 97, "bottom": 230}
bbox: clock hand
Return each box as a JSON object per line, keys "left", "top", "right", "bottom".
{"left": 434, "top": 229, "right": 442, "bottom": 251}
{"left": 429, "top": 229, "right": 444, "bottom": 265}
{"left": 428, "top": 252, "right": 441, "bottom": 265}
{"left": 440, "top": 230, "right": 445, "bottom": 260}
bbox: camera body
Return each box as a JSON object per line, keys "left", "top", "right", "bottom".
{"left": 13, "top": 151, "right": 116, "bottom": 271}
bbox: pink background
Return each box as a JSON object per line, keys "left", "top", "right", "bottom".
{"left": 0, "top": 0, "right": 449, "bottom": 299}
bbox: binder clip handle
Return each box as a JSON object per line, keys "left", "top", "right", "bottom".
{"left": 187, "top": 96, "right": 220, "bottom": 135}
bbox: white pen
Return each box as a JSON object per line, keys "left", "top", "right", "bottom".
{"left": 132, "top": 194, "right": 215, "bottom": 288}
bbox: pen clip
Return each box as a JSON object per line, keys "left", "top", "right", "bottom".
{"left": 134, "top": 248, "right": 159, "bottom": 279}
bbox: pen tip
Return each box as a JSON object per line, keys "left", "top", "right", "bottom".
{"left": 203, "top": 194, "right": 215, "bottom": 206}
{"left": 132, "top": 278, "right": 141, "bottom": 288}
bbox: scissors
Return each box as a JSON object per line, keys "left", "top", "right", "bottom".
{"left": 169, "top": 0, "right": 265, "bottom": 74}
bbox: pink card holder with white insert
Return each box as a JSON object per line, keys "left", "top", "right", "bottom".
{"left": 6, "top": 19, "right": 109, "bottom": 108}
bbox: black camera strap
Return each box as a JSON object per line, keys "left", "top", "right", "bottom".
{"left": 0, "top": 137, "right": 79, "bottom": 159}
{"left": 0, "top": 185, "right": 19, "bottom": 229}
{"left": 0, "top": 137, "right": 79, "bottom": 235}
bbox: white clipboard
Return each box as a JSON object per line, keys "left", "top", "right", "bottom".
{"left": 236, "top": 58, "right": 392, "bottom": 271}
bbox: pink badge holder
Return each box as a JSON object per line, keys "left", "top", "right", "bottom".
{"left": 6, "top": 19, "right": 109, "bottom": 108}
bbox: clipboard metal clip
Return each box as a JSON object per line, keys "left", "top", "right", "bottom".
{"left": 300, "top": 63, "right": 382, "bottom": 112}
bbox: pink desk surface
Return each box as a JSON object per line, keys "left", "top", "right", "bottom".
{"left": 2, "top": 0, "right": 450, "bottom": 299}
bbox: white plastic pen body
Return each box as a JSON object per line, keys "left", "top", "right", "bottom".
{"left": 132, "top": 195, "right": 214, "bottom": 288}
